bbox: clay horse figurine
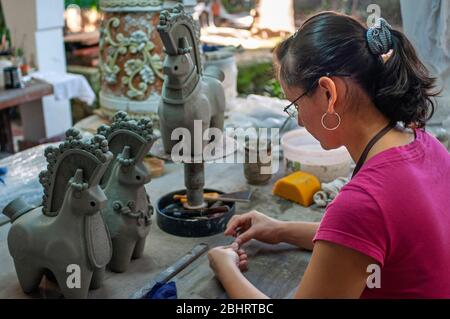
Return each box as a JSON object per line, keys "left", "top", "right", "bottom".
{"left": 97, "top": 111, "right": 156, "bottom": 273}
{"left": 157, "top": 4, "right": 226, "bottom": 156}
{"left": 2, "top": 129, "right": 113, "bottom": 299}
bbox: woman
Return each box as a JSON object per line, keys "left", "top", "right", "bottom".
{"left": 208, "top": 12, "right": 450, "bottom": 299}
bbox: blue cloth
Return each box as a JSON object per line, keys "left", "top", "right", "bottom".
{"left": 0, "top": 167, "right": 7, "bottom": 184}
{"left": 144, "top": 281, "right": 177, "bottom": 299}
{"left": 202, "top": 44, "right": 225, "bottom": 52}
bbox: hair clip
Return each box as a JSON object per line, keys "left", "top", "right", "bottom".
{"left": 367, "top": 18, "right": 393, "bottom": 56}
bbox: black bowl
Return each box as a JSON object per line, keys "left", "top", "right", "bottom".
{"left": 156, "top": 188, "right": 236, "bottom": 237}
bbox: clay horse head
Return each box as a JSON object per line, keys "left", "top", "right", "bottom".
{"left": 3, "top": 129, "right": 113, "bottom": 298}
{"left": 158, "top": 4, "right": 202, "bottom": 97}
{"left": 97, "top": 111, "right": 156, "bottom": 273}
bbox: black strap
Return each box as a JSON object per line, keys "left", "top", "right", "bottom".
{"left": 352, "top": 121, "right": 396, "bottom": 179}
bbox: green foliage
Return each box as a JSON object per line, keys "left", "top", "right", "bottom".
{"left": 237, "top": 61, "right": 285, "bottom": 99}
{"left": 265, "top": 78, "right": 284, "bottom": 99}
{"left": 65, "top": 0, "right": 99, "bottom": 9}
{"left": 221, "top": 0, "right": 256, "bottom": 14}
{"left": 0, "top": 2, "right": 5, "bottom": 30}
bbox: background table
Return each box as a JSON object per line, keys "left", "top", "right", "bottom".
{"left": 0, "top": 79, "right": 53, "bottom": 154}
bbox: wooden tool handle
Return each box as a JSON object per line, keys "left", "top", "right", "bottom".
{"left": 174, "top": 192, "right": 220, "bottom": 203}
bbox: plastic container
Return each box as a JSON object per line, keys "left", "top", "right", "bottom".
{"left": 243, "top": 138, "right": 272, "bottom": 185}
{"left": 204, "top": 51, "right": 238, "bottom": 101}
{"left": 281, "top": 128, "right": 353, "bottom": 182}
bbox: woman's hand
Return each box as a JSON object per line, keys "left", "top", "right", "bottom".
{"left": 224, "top": 210, "right": 282, "bottom": 245}
{"left": 208, "top": 242, "right": 248, "bottom": 279}
{"left": 208, "top": 242, "right": 269, "bottom": 299}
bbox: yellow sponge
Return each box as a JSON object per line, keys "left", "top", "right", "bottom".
{"left": 273, "top": 171, "right": 321, "bottom": 207}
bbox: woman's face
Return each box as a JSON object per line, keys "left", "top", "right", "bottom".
{"left": 280, "top": 78, "right": 341, "bottom": 150}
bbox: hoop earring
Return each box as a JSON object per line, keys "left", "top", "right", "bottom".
{"left": 321, "top": 111, "right": 341, "bottom": 131}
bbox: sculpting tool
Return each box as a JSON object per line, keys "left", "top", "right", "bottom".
{"left": 163, "top": 206, "right": 230, "bottom": 218}
{"left": 173, "top": 190, "right": 252, "bottom": 204}
{"left": 175, "top": 206, "right": 229, "bottom": 218}
{"left": 129, "top": 243, "right": 209, "bottom": 299}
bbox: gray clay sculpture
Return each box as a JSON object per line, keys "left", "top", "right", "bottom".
{"left": 97, "top": 111, "right": 156, "bottom": 273}
{"left": 157, "top": 4, "right": 226, "bottom": 208}
{"left": 158, "top": 4, "right": 225, "bottom": 155}
{"left": 2, "top": 129, "right": 113, "bottom": 299}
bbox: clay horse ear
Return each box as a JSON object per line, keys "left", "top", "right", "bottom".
{"left": 118, "top": 146, "right": 134, "bottom": 166}
{"left": 39, "top": 129, "right": 112, "bottom": 217}
{"left": 69, "top": 169, "right": 88, "bottom": 192}
{"left": 178, "top": 37, "right": 191, "bottom": 54}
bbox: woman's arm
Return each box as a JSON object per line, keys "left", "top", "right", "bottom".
{"left": 225, "top": 211, "right": 319, "bottom": 250}
{"left": 209, "top": 240, "right": 376, "bottom": 299}
{"left": 295, "top": 240, "right": 376, "bottom": 298}
{"left": 216, "top": 266, "right": 269, "bottom": 299}
{"left": 208, "top": 243, "right": 269, "bottom": 299}
{"left": 276, "top": 221, "right": 319, "bottom": 251}
{"left": 214, "top": 211, "right": 375, "bottom": 298}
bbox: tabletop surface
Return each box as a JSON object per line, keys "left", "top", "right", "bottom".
{"left": 0, "top": 79, "right": 53, "bottom": 110}
{"left": 0, "top": 157, "right": 325, "bottom": 299}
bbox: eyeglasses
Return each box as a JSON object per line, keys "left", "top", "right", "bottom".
{"left": 283, "top": 89, "right": 309, "bottom": 118}
{"left": 283, "top": 72, "right": 352, "bottom": 118}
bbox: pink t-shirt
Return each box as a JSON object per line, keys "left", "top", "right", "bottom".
{"left": 313, "top": 128, "right": 450, "bottom": 298}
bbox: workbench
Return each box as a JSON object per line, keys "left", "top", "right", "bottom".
{"left": 0, "top": 156, "right": 325, "bottom": 299}
{"left": 0, "top": 79, "right": 54, "bottom": 154}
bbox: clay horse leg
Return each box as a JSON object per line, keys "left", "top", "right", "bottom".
{"left": 132, "top": 238, "right": 146, "bottom": 259}
{"left": 90, "top": 267, "right": 106, "bottom": 290}
{"left": 13, "top": 259, "right": 44, "bottom": 294}
{"left": 53, "top": 267, "right": 93, "bottom": 299}
{"left": 109, "top": 237, "right": 136, "bottom": 273}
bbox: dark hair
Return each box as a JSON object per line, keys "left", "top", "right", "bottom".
{"left": 274, "top": 11, "right": 438, "bottom": 128}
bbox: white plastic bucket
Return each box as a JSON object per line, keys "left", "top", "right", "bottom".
{"left": 281, "top": 128, "right": 353, "bottom": 182}
{"left": 204, "top": 55, "right": 238, "bottom": 100}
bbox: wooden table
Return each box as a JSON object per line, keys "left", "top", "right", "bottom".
{"left": 0, "top": 160, "right": 325, "bottom": 299}
{"left": 0, "top": 79, "right": 53, "bottom": 153}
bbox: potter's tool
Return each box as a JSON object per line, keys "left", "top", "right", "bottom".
{"left": 173, "top": 190, "right": 252, "bottom": 204}
{"left": 162, "top": 205, "right": 230, "bottom": 218}
{"left": 130, "top": 243, "right": 209, "bottom": 299}
{"left": 171, "top": 208, "right": 228, "bottom": 219}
